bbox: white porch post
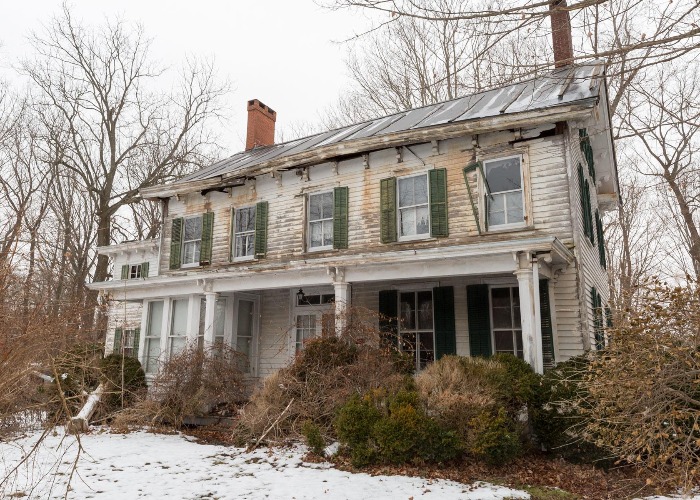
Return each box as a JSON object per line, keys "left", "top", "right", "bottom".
{"left": 531, "top": 258, "right": 544, "bottom": 374}
{"left": 330, "top": 266, "right": 350, "bottom": 336}
{"left": 204, "top": 291, "right": 218, "bottom": 347}
{"left": 186, "top": 294, "right": 200, "bottom": 347}
{"left": 514, "top": 252, "right": 543, "bottom": 374}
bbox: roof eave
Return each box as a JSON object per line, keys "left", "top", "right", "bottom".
{"left": 142, "top": 99, "right": 598, "bottom": 200}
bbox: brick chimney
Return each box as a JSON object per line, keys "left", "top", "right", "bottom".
{"left": 549, "top": 0, "right": 574, "bottom": 68}
{"left": 246, "top": 99, "right": 276, "bottom": 150}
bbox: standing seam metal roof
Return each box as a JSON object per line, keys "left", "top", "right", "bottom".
{"left": 177, "top": 63, "right": 603, "bottom": 185}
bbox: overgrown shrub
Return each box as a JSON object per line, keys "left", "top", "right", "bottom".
{"left": 301, "top": 420, "right": 326, "bottom": 456}
{"left": 469, "top": 407, "right": 521, "bottom": 465}
{"left": 99, "top": 354, "right": 147, "bottom": 415}
{"left": 237, "top": 308, "right": 413, "bottom": 444}
{"left": 530, "top": 354, "right": 609, "bottom": 465}
{"left": 335, "top": 386, "right": 461, "bottom": 467}
{"left": 576, "top": 281, "right": 700, "bottom": 491}
{"left": 119, "top": 344, "right": 245, "bottom": 429}
{"left": 49, "top": 343, "right": 104, "bottom": 417}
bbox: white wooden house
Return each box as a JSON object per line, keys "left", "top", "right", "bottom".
{"left": 88, "top": 62, "right": 618, "bottom": 381}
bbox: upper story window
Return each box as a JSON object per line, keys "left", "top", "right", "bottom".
{"left": 380, "top": 169, "right": 447, "bottom": 244}
{"left": 233, "top": 206, "right": 256, "bottom": 259}
{"left": 169, "top": 212, "right": 214, "bottom": 270}
{"left": 182, "top": 216, "right": 203, "bottom": 266}
{"left": 398, "top": 174, "right": 430, "bottom": 240}
{"left": 129, "top": 264, "right": 142, "bottom": 279}
{"left": 308, "top": 192, "right": 334, "bottom": 250}
{"left": 120, "top": 262, "right": 149, "bottom": 280}
{"left": 484, "top": 156, "right": 524, "bottom": 228}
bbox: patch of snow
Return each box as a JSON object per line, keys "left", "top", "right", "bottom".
{"left": 1, "top": 428, "right": 531, "bottom": 499}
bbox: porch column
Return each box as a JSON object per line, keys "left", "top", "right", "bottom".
{"left": 330, "top": 266, "right": 350, "bottom": 336}
{"left": 514, "top": 252, "right": 543, "bottom": 374}
{"left": 186, "top": 294, "right": 200, "bottom": 347}
{"left": 203, "top": 291, "right": 218, "bottom": 347}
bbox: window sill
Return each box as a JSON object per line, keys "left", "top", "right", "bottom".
{"left": 483, "top": 223, "right": 532, "bottom": 235}
{"left": 388, "top": 236, "right": 438, "bottom": 246}
{"left": 307, "top": 245, "right": 334, "bottom": 253}
{"left": 398, "top": 234, "right": 431, "bottom": 243}
{"left": 302, "top": 247, "right": 339, "bottom": 257}
{"left": 233, "top": 255, "right": 256, "bottom": 263}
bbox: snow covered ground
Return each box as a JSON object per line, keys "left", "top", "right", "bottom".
{"left": 0, "top": 428, "right": 529, "bottom": 499}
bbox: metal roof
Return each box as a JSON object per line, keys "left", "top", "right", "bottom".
{"left": 174, "top": 63, "right": 604, "bottom": 186}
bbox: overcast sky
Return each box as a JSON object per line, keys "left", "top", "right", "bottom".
{"left": 0, "top": 0, "right": 375, "bottom": 153}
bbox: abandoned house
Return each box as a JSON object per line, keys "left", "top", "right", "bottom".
{"left": 88, "top": 6, "right": 618, "bottom": 381}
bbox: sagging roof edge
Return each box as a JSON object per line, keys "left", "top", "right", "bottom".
{"left": 140, "top": 98, "right": 599, "bottom": 200}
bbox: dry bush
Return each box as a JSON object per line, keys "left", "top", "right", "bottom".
{"left": 416, "top": 356, "right": 502, "bottom": 437}
{"left": 236, "top": 307, "right": 412, "bottom": 445}
{"left": 115, "top": 344, "right": 246, "bottom": 429}
{"left": 579, "top": 280, "right": 700, "bottom": 491}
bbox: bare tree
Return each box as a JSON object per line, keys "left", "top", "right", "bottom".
{"left": 21, "top": 5, "right": 228, "bottom": 284}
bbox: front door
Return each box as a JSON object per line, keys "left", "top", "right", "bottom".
{"left": 233, "top": 294, "right": 260, "bottom": 377}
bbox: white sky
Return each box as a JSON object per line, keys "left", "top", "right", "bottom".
{"left": 0, "top": 0, "right": 375, "bottom": 153}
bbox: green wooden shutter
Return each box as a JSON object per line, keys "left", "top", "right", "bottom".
{"left": 141, "top": 262, "right": 149, "bottom": 278}
{"left": 114, "top": 327, "right": 123, "bottom": 354}
{"left": 333, "top": 187, "right": 349, "bottom": 249}
{"left": 605, "top": 306, "right": 613, "bottom": 328}
{"left": 199, "top": 212, "right": 214, "bottom": 266}
{"left": 229, "top": 206, "right": 235, "bottom": 261}
{"left": 380, "top": 177, "right": 397, "bottom": 243}
{"left": 169, "top": 217, "right": 183, "bottom": 270}
{"left": 591, "top": 287, "right": 604, "bottom": 350}
{"left": 539, "top": 279, "right": 556, "bottom": 370}
{"left": 433, "top": 286, "right": 456, "bottom": 359}
{"left": 596, "top": 211, "right": 606, "bottom": 268}
{"left": 133, "top": 327, "right": 141, "bottom": 358}
{"left": 378, "top": 289, "right": 398, "bottom": 347}
{"left": 429, "top": 168, "right": 449, "bottom": 237}
{"left": 467, "top": 284, "right": 492, "bottom": 357}
{"left": 584, "top": 180, "right": 594, "bottom": 244}
{"left": 121, "top": 265, "right": 129, "bottom": 280}
{"left": 255, "top": 201, "right": 269, "bottom": 257}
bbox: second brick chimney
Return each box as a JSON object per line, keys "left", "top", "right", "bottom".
{"left": 246, "top": 99, "right": 276, "bottom": 150}
{"left": 549, "top": 0, "right": 574, "bottom": 67}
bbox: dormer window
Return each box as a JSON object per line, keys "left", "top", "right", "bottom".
{"left": 484, "top": 156, "right": 524, "bottom": 228}
{"left": 129, "top": 264, "right": 142, "bottom": 279}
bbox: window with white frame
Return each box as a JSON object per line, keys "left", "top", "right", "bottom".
{"left": 484, "top": 156, "right": 524, "bottom": 228}
{"left": 234, "top": 206, "right": 256, "bottom": 259}
{"left": 129, "top": 264, "right": 142, "bottom": 279}
{"left": 398, "top": 174, "right": 430, "bottom": 239}
{"left": 399, "top": 291, "right": 434, "bottom": 370}
{"left": 490, "top": 286, "right": 523, "bottom": 358}
{"left": 122, "top": 329, "right": 137, "bottom": 357}
{"left": 169, "top": 298, "right": 188, "bottom": 356}
{"left": 295, "top": 314, "right": 316, "bottom": 352}
{"left": 182, "top": 216, "right": 203, "bottom": 266}
{"left": 235, "top": 298, "right": 255, "bottom": 372}
{"left": 144, "top": 301, "right": 164, "bottom": 374}
{"left": 198, "top": 297, "right": 227, "bottom": 354}
{"left": 308, "top": 192, "right": 334, "bottom": 250}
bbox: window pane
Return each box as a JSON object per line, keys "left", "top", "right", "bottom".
{"left": 416, "top": 206, "right": 429, "bottom": 235}
{"left": 494, "top": 331, "right": 514, "bottom": 353}
{"left": 321, "top": 192, "right": 333, "bottom": 219}
{"left": 171, "top": 299, "right": 188, "bottom": 336}
{"left": 322, "top": 220, "right": 333, "bottom": 246}
{"left": 491, "top": 288, "right": 511, "bottom": 308}
{"left": 246, "top": 234, "right": 255, "bottom": 256}
{"left": 506, "top": 191, "right": 524, "bottom": 223}
{"left": 309, "top": 195, "right": 322, "bottom": 221}
{"left": 169, "top": 336, "right": 186, "bottom": 357}
{"left": 400, "top": 333, "right": 416, "bottom": 358}
{"left": 418, "top": 332, "right": 434, "bottom": 370}
{"left": 296, "top": 314, "right": 316, "bottom": 351}
{"left": 487, "top": 193, "right": 506, "bottom": 226}
{"left": 145, "top": 338, "right": 160, "bottom": 373}
{"left": 310, "top": 221, "right": 322, "bottom": 248}
{"left": 214, "top": 299, "right": 226, "bottom": 338}
{"left": 417, "top": 291, "right": 433, "bottom": 330}
{"left": 414, "top": 175, "right": 428, "bottom": 204}
{"left": 400, "top": 207, "right": 416, "bottom": 236}
{"left": 147, "top": 301, "right": 164, "bottom": 337}
{"left": 184, "top": 217, "right": 202, "bottom": 240}
{"left": 236, "top": 207, "right": 256, "bottom": 233}
{"left": 237, "top": 300, "right": 254, "bottom": 338}
{"left": 400, "top": 292, "right": 416, "bottom": 330}
{"left": 398, "top": 177, "right": 415, "bottom": 207}
{"left": 485, "top": 157, "right": 521, "bottom": 193}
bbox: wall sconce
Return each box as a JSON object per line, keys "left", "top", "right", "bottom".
{"left": 296, "top": 288, "right": 306, "bottom": 304}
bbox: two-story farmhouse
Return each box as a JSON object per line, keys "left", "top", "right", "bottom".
{"left": 88, "top": 61, "right": 618, "bottom": 382}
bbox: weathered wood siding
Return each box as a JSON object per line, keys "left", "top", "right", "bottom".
{"left": 105, "top": 300, "right": 143, "bottom": 355}
{"left": 112, "top": 246, "right": 159, "bottom": 280}
{"left": 566, "top": 127, "right": 609, "bottom": 351}
{"left": 160, "top": 131, "right": 575, "bottom": 275}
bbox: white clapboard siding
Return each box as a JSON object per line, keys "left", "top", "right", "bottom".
{"left": 105, "top": 300, "right": 143, "bottom": 355}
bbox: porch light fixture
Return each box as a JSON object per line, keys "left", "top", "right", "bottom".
{"left": 296, "top": 288, "right": 306, "bottom": 304}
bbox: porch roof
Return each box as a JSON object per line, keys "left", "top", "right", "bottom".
{"left": 88, "top": 236, "right": 574, "bottom": 300}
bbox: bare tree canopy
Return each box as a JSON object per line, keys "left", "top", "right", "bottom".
{"left": 21, "top": 6, "right": 229, "bottom": 283}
